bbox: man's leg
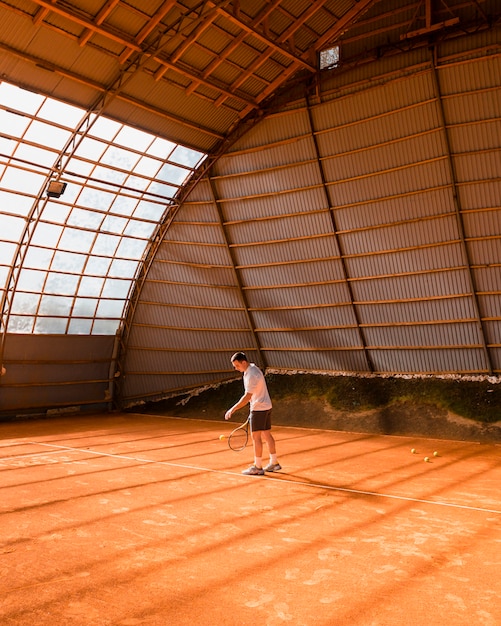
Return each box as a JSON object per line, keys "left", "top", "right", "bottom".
{"left": 262, "top": 430, "right": 280, "bottom": 471}
{"left": 252, "top": 430, "right": 264, "bottom": 465}
{"left": 262, "top": 430, "right": 276, "bottom": 454}
{"left": 241, "top": 430, "right": 265, "bottom": 475}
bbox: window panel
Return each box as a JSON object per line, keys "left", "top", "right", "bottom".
{"left": 102, "top": 278, "right": 130, "bottom": 298}
{"left": 134, "top": 155, "right": 162, "bottom": 177}
{"left": 0, "top": 135, "right": 16, "bottom": 157}
{"left": 101, "top": 145, "right": 139, "bottom": 171}
{"left": 38, "top": 98, "right": 83, "bottom": 126}
{"left": 78, "top": 276, "right": 104, "bottom": 297}
{"left": 123, "top": 220, "right": 155, "bottom": 239}
{"left": 85, "top": 256, "right": 112, "bottom": 276}
{"left": 92, "top": 233, "right": 120, "bottom": 256}
{"left": 45, "top": 272, "right": 80, "bottom": 295}
{"left": 59, "top": 227, "right": 95, "bottom": 253}
{"left": 12, "top": 143, "right": 57, "bottom": 167}
{"left": 24, "top": 120, "right": 71, "bottom": 149}
{"left": 101, "top": 214, "right": 127, "bottom": 234}
{"left": 31, "top": 223, "right": 64, "bottom": 247}
{"left": 112, "top": 196, "right": 137, "bottom": 216}
{"left": 8, "top": 316, "right": 35, "bottom": 333}
{"left": 17, "top": 269, "right": 46, "bottom": 292}
{"left": 73, "top": 137, "right": 107, "bottom": 161}
{"left": 67, "top": 207, "right": 104, "bottom": 230}
{"left": 35, "top": 317, "right": 68, "bottom": 333}
{"left": 96, "top": 299, "right": 126, "bottom": 317}
{"left": 89, "top": 116, "right": 121, "bottom": 141}
{"left": 115, "top": 238, "right": 147, "bottom": 260}
{"left": 92, "top": 319, "right": 120, "bottom": 334}
{"left": 0, "top": 81, "right": 205, "bottom": 335}
{"left": 149, "top": 137, "right": 176, "bottom": 159}
{"left": 72, "top": 297, "right": 98, "bottom": 316}
{"left": 115, "top": 126, "right": 153, "bottom": 152}
{"left": 77, "top": 187, "right": 115, "bottom": 210}
{"left": 133, "top": 201, "right": 165, "bottom": 221}
{"left": 109, "top": 259, "right": 139, "bottom": 279}
{"left": 148, "top": 180, "right": 178, "bottom": 198}
{"left": 0, "top": 241, "right": 21, "bottom": 266}
{"left": 65, "top": 157, "right": 95, "bottom": 176}
{"left": 170, "top": 145, "right": 205, "bottom": 168}
{"left": 92, "top": 165, "right": 128, "bottom": 187}
{"left": 0, "top": 109, "right": 30, "bottom": 136}
{"left": 0, "top": 191, "right": 35, "bottom": 217}
{"left": 0, "top": 82, "right": 43, "bottom": 114}
{"left": 24, "top": 246, "right": 54, "bottom": 270}
{"left": 39, "top": 295, "right": 73, "bottom": 316}
{"left": 0, "top": 215, "right": 25, "bottom": 241}
{"left": 68, "top": 318, "right": 93, "bottom": 334}
{"left": 40, "top": 203, "right": 72, "bottom": 225}
{"left": 125, "top": 174, "right": 150, "bottom": 193}
{"left": 158, "top": 162, "right": 189, "bottom": 185}
{"left": 51, "top": 251, "right": 87, "bottom": 273}
{"left": 11, "top": 292, "right": 40, "bottom": 315}
{"left": 1, "top": 168, "right": 45, "bottom": 194}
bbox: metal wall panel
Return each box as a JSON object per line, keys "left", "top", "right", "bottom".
{"left": 265, "top": 349, "right": 368, "bottom": 372}
{"left": 369, "top": 348, "right": 487, "bottom": 374}
{"left": 345, "top": 244, "right": 466, "bottom": 279}
{"left": 0, "top": 334, "right": 115, "bottom": 416}
{"left": 221, "top": 187, "right": 328, "bottom": 220}
{"left": 122, "top": 37, "right": 501, "bottom": 404}
{"left": 252, "top": 304, "right": 358, "bottom": 329}
{"left": 240, "top": 258, "right": 347, "bottom": 287}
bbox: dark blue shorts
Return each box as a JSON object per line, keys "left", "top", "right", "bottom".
{"left": 249, "top": 409, "right": 272, "bottom": 432}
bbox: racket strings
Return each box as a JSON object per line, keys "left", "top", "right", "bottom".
{"left": 228, "top": 426, "right": 248, "bottom": 451}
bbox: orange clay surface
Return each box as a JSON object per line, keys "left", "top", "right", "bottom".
{"left": 1, "top": 412, "right": 500, "bottom": 626}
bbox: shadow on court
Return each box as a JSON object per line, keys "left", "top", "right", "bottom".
{"left": 1, "top": 412, "right": 500, "bottom": 626}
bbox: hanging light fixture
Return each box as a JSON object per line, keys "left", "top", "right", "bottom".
{"left": 46, "top": 180, "right": 67, "bottom": 198}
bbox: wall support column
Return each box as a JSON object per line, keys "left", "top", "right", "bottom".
{"left": 430, "top": 48, "right": 493, "bottom": 375}
{"left": 305, "top": 93, "right": 374, "bottom": 372}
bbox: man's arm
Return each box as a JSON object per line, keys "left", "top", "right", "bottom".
{"left": 225, "top": 391, "right": 252, "bottom": 420}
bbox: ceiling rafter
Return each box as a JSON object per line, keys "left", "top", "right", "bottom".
{"left": 0, "top": 38, "right": 225, "bottom": 142}
{"left": 79, "top": 0, "right": 120, "bottom": 47}
{"left": 215, "top": 4, "right": 316, "bottom": 71}
{"left": 120, "top": 0, "right": 178, "bottom": 64}
{"left": 184, "top": 0, "right": 284, "bottom": 97}
{"left": 25, "top": 0, "right": 260, "bottom": 108}
{"left": 310, "top": 0, "right": 382, "bottom": 55}
{"left": 196, "top": 0, "right": 329, "bottom": 108}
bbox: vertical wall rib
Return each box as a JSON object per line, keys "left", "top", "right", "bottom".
{"left": 430, "top": 49, "right": 493, "bottom": 375}
{"left": 305, "top": 93, "right": 373, "bottom": 372}
{"left": 207, "top": 175, "right": 267, "bottom": 370}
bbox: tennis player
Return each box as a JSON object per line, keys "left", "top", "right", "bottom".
{"left": 225, "top": 352, "right": 281, "bottom": 475}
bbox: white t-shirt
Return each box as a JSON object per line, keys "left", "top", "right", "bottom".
{"left": 243, "top": 363, "right": 272, "bottom": 411}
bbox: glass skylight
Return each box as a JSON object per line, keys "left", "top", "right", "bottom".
{"left": 0, "top": 81, "right": 206, "bottom": 335}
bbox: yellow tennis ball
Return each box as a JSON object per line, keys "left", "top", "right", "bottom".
{"left": 411, "top": 448, "right": 416, "bottom": 454}
{"left": 219, "top": 434, "right": 226, "bottom": 440}
{"left": 433, "top": 451, "right": 438, "bottom": 457}
{"left": 424, "top": 456, "right": 430, "bottom": 462}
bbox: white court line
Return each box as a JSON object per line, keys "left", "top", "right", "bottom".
{"left": 31, "top": 441, "right": 501, "bottom": 516}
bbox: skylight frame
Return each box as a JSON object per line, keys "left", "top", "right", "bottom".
{"left": 0, "top": 81, "right": 206, "bottom": 337}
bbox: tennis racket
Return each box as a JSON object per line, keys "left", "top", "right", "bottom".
{"left": 228, "top": 418, "right": 249, "bottom": 452}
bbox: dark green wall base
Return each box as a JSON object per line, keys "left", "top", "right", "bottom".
{"left": 133, "top": 374, "right": 501, "bottom": 444}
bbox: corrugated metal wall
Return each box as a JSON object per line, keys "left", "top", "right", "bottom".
{"left": 0, "top": 334, "right": 116, "bottom": 417}
{"left": 121, "top": 33, "right": 500, "bottom": 405}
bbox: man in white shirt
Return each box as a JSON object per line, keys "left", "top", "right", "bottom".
{"left": 225, "top": 352, "right": 281, "bottom": 475}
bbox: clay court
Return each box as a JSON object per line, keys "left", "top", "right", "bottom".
{"left": 1, "top": 412, "right": 500, "bottom": 626}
